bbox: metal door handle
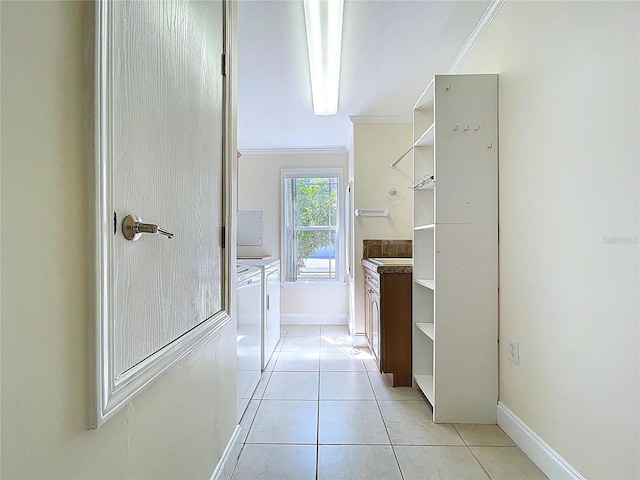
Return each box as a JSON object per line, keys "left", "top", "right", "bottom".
{"left": 122, "top": 213, "right": 174, "bottom": 241}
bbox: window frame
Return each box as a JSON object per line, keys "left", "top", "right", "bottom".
{"left": 281, "top": 168, "right": 345, "bottom": 284}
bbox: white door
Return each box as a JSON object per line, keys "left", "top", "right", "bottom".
{"left": 94, "top": 0, "right": 228, "bottom": 426}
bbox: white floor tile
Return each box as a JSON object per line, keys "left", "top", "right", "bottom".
{"left": 231, "top": 444, "right": 316, "bottom": 480}
{"left": 246, "top": 400, "right": 318, "bottom": 444}
{"left": 251, "top": 372, "right": 271, "bottom": 400}
{"left": 394, "top": 445, "right": 490, "bottom": 480}
{"left": 320, "top": 325, "right": 350, "bottom": 336}
{"left": 275, "top": 351, "right": 320, "bottom": 371}
{"left": 236, "top": 325, "right": 542, "bottom": 480}
{"left": 320, "top": 351, "right": 367, "bottom": 371}
{"left": 263, "top": 371, "right": 319, "bottom": 400}
{"left": 320, "top": 335, "right": 354, "bottom": 352}
{"left": 318, "top": 400, "right": 389, "bottom": 445}
{"left": 320, "top": 371, "right": 375, "bottom": 400}
{"left": 238, "top": 400, "right": 260, "bottom": 443}
{"left": 378, "top": 401, "right": 465, "bottom": 446}
{"left": 364, "top": 357, "right": 379, "bottom": 372}
{"left": 263, "top": 352, "right": 278, "bottom": 372}
{"left": 454, "top": 424, "right": 517, "bottom": 447}
{"left": 470, "top": 447, "right": 548, "bottom": 479}
{"left": 368, "top": 371, "right": 424, "bottom": 401}
{"left": 318, "top": 445, "right": 403, "bottom": 480}
{"left": 281, "top": 335, "right": 321, "bottom": 352}
{"left": 287, "top": 325, "right": 321, "bottom": 336}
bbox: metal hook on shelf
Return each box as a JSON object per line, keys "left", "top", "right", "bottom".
{"left": 445, "top": 85, "right": 452, "bottom": 91}
{"left": 464, "top": 125, "right": 470, "bottom": 132}
{"left": 475, "top": 125, "right": 481, "bottom": 131}
{"left": 488, "top": 143, "right": 493, "bottom": 149}
{"left": 453, "top": 125, "right": 459, "bottom": 131}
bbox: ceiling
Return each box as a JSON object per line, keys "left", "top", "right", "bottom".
{"left": 237, "top": 0, "right": 491, "bottom": 152}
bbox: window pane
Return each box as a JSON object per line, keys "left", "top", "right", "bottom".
{"left": 295, "top": 229, "right": 337, "bottom": 279}
{"left": 295, "top": 177, "right": 338, "bottom": 227}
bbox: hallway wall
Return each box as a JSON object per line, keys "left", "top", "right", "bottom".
{"left": 461, "top": 2, "right": 640, "bottom": 478}
{"left": 351, "top": 122, "right": 414, "bottom": 337}
{"left": 0, "top": 2, "right": 237, "bottom": 478}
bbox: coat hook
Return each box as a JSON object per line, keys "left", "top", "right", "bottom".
{"left": 464, "top": 125, "right": 470, "bottom": 132}
{"left": 453, "top": 125, "right": 459, "bottom": 131}
{"left": 475, "top": 125, "right": 481, "bottom": 131}
{"left": 488, "top": 143, "right": 493, "bottom": 149}
{"left": 445, "top": 85, "right": 451, "bottom": 91}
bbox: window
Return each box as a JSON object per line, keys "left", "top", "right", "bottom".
{"left": 282, "top": 168, "right": 343, "bottom": 282}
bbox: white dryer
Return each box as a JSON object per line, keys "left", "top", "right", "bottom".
{"left": 238, "top": 258, "right": 280, "bottom": 369}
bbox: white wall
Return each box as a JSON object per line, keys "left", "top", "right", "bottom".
{"left": 0, "top": 2, "right": 237, "bottom": 478}
{"left": 351, "top": 122, "right": 414, "bottom": 336}
{"left": 237, "top": 152, "right": 349, "bottom": 321}
{"left": 461, "top": 2, "right": 639, "bottom": 478}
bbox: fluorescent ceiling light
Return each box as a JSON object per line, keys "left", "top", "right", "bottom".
{"left": 303, "top": 0, "right": 344, "bottom": 116}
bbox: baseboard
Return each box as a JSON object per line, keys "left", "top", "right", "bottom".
{"left": 281, "top": 313, "right": 348, "bottom": 325}
{"left": 210, "top": 425, "right": 243, "bottom": 480}
{"left": 497, "top": 402, "right": 585, "bottom": 480}
{"left": 352, "top": 332, "right": 368, "bottom": 348}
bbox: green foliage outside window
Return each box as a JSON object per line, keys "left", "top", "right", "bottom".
{"left": 293, "top": 177, "right": 338, "bottom": 275}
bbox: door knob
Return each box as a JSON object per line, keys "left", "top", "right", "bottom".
{"left": 122, "top": 213, "right": 174, "bottom": 241}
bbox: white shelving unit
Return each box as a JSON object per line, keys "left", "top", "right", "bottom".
{"left": 413, "top": 224, "right": 435, "bottom": 231}
{"left": 414, "top": 278, "right": 435, "bottom": 290}
{"left": 412, "top": 74, "right": 499, "bottom": 424}
{"left": 415, "top": 322, "right": 434, "bottom": 340}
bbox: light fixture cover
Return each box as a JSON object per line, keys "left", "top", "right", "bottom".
{"left": 303, "top": 0, "right": 344, "bottom": 115}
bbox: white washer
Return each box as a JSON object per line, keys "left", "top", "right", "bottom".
{"left": 236, "top": 264, "right": 262, "bottom": 420}
{"left": 238, "top": 258, "right": 281, "bottom": 369}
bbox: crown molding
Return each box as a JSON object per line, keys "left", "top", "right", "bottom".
{"left": 448, "top": 0, "right": 505, "bottom": 73}
{"left": 349, "top": 115, "right": 412, "bottom": 124}
{"left": 238, "top": 147, "right": 348, "bottom": 156}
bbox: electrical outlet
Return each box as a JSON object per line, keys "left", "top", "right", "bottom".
{"left": 508, "top": 339, "right": 520, "bottom": 365}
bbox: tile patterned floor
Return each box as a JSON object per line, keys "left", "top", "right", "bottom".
{"left": 232, "top": 325, "right": 547, "bottom": 480}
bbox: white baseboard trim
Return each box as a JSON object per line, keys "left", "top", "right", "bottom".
{"left": 281, "top": 313, "right": 348, "bottom": 325}
{"left": 211, "top": 425, "right": 243, "bottom": 480}
{"left": 497, "top": 402, "right": 585, "bottom": 480}
{"left": 352, "top": 333, "right": 368, "bottom": 348}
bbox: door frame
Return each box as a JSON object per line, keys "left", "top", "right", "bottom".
{"left": 91, "top": 0, "right": 236, "bottom": 429}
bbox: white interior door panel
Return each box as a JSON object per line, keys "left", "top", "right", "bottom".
{"left": 111, "top": 0, "right": 224, "bottom": 377}
{"left": 93, "top": 0, "right": 229, "bottom": 427}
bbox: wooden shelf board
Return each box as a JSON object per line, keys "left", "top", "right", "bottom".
{"left": 414, "top": 374, "right": 434, "bottom": 404}
{"left": 416, "top": 322, "right": 435, "bottom": 340}
{"left": 415, "top": 278, "right": 435, "bottom": 290}
{"left": 414, "top": 224, "right": 435, "bottom": 231}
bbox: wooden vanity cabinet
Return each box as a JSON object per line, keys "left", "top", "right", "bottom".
{"left": 363, "top": 266, "right": 412, "bottom": 387}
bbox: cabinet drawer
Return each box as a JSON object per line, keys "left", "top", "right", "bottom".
{"left": 364, "top": 268, "right": 380, "bottom": 293}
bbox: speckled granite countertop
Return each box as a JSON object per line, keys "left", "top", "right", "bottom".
{"left": 361, "top": 257, "right": 413, "bottom": 274}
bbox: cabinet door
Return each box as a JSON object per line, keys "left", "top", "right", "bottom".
{"left": 370, "top": 290, "right": 381, "bottom": 365}
{"left": 364, "top": 283, "right": 371, "bottom": 342}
